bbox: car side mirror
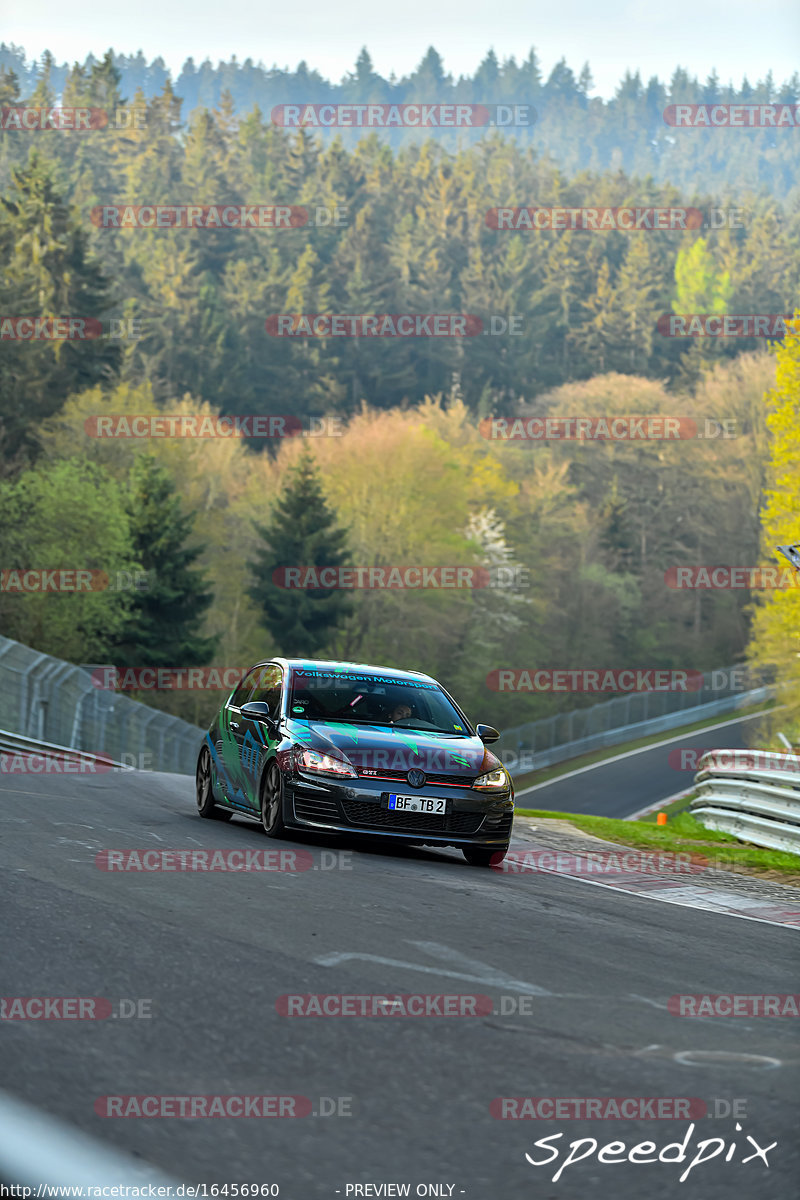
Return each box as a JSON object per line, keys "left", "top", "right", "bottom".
{"left": 475, "top": 724, "right": 500, "bottom": 744}
{"left": 240, "top": 701, "right": 275, "bottom": 723}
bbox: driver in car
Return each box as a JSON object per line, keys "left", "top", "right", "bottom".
{"left": 388, "top": 702, "right": 413, "bottom": 723}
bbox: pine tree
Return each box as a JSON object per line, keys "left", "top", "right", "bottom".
{"left": 108, "top": 455, "right": 217, "bottom": 668}
{"left": 248, "top": 447, "right": 351, "bottom": 655}
{"left": 0, "top": 153, "right": 120, "bottom": 454}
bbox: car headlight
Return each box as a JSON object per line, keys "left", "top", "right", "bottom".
{"left": 472, "top": 766, "right": 510, "bottom": 792}
{"left": 295, "top": 747, "right": 357, "bottom": 778}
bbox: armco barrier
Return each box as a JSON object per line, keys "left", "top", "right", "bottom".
{"left": 0, "top": 635, "right": 203, "bottom": 774}
{"left": 494, "top": 669, "right": 772, "bottom": 777}
{"left": 691, "top": 748, "right": 800, "bottom": 854}
{"left": 0, "top": 728, "right": 126, "bottom": 769}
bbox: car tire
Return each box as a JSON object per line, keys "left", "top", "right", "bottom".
{"left": 196, "top": 745, "right": 233, "bottom": 820}
{"left": 261, "top": 762, "right": 288, "bottom": 838}
{"left": 462, "top": 845, "right": 508, "bottom": 868}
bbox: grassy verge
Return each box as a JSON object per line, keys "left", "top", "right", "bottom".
{"left": 513, "top": 807, "right": 800, "bottom": 882}
{"left": 638, "top": 791, "right": 698, "bottom": 822}
{"left": 508, "top": 700, "right": 775, "bottom": 794}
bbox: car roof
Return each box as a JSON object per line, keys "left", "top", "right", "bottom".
{"left": 255, "top": 657, "right": 437, "bottom": 684}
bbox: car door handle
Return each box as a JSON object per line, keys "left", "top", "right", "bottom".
{"left": 229, "top": 720, "right": 240, "bottom": 729}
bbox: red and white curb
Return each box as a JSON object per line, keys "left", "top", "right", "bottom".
{"left": 505, "top": 838, "right": 800, "bottom": 930}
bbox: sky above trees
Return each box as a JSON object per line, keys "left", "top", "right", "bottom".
{"left": 3, "top": 1, "right": 797, "bottom": 99}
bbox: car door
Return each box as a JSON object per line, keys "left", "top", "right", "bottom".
{"left": 218, "top": 667, "right": 261, "bottom": 805}
{"left": 237, "top": 663, "right": 284, "bottom": 804}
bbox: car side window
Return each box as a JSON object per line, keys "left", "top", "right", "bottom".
{"left": 249, "top": 664, "right": 283, "bottom": 716}
{"left": 228, "top": 667, "right": 261, "bottom": 709}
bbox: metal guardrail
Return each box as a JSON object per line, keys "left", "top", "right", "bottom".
{"left": 0, "top": 728, "right": 127, "bottom": 770}
{"left": 0, "top": 635, "right": 204, "bottom": 774}
{"left": 495, "top": 665, "right": 773, "bottom": 777}
{"left": 691, "top": 748, "right": 800, "bottom": 854}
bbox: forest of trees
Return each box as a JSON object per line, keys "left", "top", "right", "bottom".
{"left": 0, "top": 47, "right": 797, "bottom": 733}
{"left": 2, "top": 43, "right": 799, "bottom": 195}
{"left": 0, "top": 54, "right": 797, "bottom": 457}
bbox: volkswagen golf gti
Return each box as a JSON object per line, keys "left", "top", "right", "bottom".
{"left": 195, "top": 658, "right": 513, "bottom": 866}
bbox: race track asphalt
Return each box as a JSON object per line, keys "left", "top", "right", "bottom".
{"left": 1, "top": 766, "right": 797, "bottom": 1199}
{"left": 513, "top": 714, "right": 754, "bottom": 817}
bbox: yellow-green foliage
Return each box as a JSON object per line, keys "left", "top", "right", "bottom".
{"left": 747, "top": 318, "right": 800, "bottom": 742}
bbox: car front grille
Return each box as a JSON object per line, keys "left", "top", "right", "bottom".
{"left": 356, "top": 768, "right": 475, "bottom": 787}
{"left": 341, "top": 799, "right": 484, "bottom": 835}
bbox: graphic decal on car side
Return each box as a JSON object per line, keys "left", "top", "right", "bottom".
{"left": 205, "top": 733, "right": 249, "bottom": 809}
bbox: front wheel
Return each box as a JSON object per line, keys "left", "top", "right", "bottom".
{"left": 462, "top": 845, "right": 508, "bottom": 868}
{"left": 196, "top": 746, "right": 232, "bottom": 820}
{"left": 261, "top": 762, "right": 288, "bottom": 838}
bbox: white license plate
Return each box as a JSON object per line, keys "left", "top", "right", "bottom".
{"left": 388, "top": 794, "right": 447, "bottom": 814}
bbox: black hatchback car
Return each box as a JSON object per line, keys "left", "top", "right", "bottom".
{"left": 196, "top": 658, "right": 513, "bottom": 866}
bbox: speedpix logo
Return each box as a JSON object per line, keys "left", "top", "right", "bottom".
{"left": 524, "top": 1121, "right": 776, "bottom": 1184}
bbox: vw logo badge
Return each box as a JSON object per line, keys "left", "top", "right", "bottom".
{"left": 407, "top": 768, "right": 426, "bottom": 788}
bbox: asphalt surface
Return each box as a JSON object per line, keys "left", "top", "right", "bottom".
{"left": 513, "top": 714, "right": 755, "bottom": 817}
{"left": 1, "top": 766, "right": 798, "bottom": 1199}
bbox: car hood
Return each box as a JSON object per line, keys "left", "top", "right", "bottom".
{"left": 285, "top": 718, "right": 494, "bottom": 777}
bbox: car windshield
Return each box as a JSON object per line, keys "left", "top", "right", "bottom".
{"left": 289, "top": 668, "right": 470, "bottom": 734}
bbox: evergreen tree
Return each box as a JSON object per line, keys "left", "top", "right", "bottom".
{"left": 248, "top": 447, "right": 351, "bottom": 655}
{"left": 0, "top": 153, "right": 119, "bottom": 454}
{"left": 108, "top": 455, "right": 217, "bottom": 667}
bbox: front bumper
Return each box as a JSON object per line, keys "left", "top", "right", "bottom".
{"left": 286, "top": 771, "right": 514, "bottom": 847}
